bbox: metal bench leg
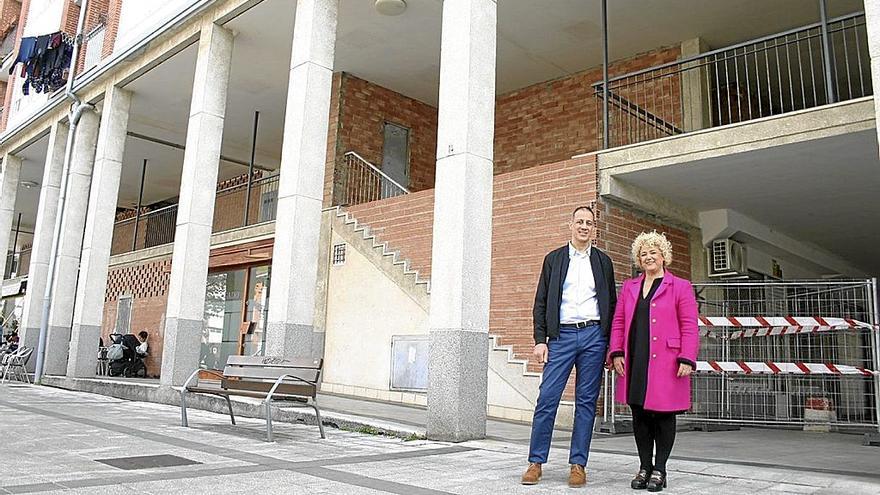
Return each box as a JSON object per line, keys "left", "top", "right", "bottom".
{"left": 224, "top": 395, "right": 236, "bottom": 425}
{"left": 311, "top": 401, "right": 326, "bottom": 439}
{"left": 265, "top": 399, "right": 274, "bottom": 442}
{"left": 180, "top": 389, "right": 189, "bottom": 427}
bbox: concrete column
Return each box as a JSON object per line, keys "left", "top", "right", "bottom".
{"left": 67, "top": 86, "right": 132, "bottom": 378}
{"left": 265, "top": 0, "right": 337, "bottom": 359}
{"left": 680, "top": 38, "right": 711, "bottom": 131}
{"left": 160, "top": 22, "right": 233, "bottom": 386}
{"left": 865, "top": 0, "right": 880, "bottom": 150}
{"left": 18, "top": 122, "right": 68, "bottom": 353}
{"left": 42, "top": 110, "right": 100, "bottom": 376}
{"left": 426, "top": 0, "right": 496, "bottom": 442}
{"left": 0, "top": 153, "right": 22, "bottom": 281}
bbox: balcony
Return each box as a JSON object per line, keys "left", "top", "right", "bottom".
{"left": 110, "top": 172, "right": 279, "bottom": 256}
{"left": 594, "top": 13, "right": 870, "bottom": 149}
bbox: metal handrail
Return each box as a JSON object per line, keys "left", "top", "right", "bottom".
{"left": 344, "top": 151, "right": 410, "bottom": 194}
{"left": 594, "top": 11, "right": 865, "bottom": 86}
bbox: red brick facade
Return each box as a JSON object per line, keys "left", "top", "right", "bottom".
{"left": 597, "top": 202, "right": 692, "bottom": 284}
{"left": 345, "top": 155, "right": 598, "bottom": 371}
{"left": 0, "top": 0, "right": 20, "bottom": 36}
{"left": 332, "top": 73, "right": 439, "bottom": 198}
{"left": 329, "top": 44, "right": 681, "bottom": 202}
{"left": 495, "top": 45, "right": 682, "bottom": 174}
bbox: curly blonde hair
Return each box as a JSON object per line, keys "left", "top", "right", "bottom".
{"left": 631, "top": 231, "right": 673, "bottom": 268}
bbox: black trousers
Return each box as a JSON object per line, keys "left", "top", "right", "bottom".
{"left": 630, "top": 404, "right": 676, "bottom": 474}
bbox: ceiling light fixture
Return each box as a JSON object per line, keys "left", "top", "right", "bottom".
{"left": 20, "top": 180, "right": 39, "bottom": 189}
{"left": 375, "top": 0, "right": 407, "bottom": 16}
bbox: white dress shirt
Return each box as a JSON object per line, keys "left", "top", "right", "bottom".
{"left": 559, "top": 243, "right": 600, "bottom": 324}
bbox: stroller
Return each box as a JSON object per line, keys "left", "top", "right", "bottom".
{"left": 107, "top": 333, "right": 147, "bottom": 378}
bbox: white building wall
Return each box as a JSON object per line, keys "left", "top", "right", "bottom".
{"left": 322, "top": 231, "right": 429, "bottom": 395}
{"left": 113, "top": 0, "right": 193, "bottom": 54}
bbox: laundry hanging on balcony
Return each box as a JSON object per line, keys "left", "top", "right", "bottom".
{"left": 9, "top": 31, "right": 75, "bottom": 95}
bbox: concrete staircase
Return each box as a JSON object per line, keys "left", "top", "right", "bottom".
{"left": 328, "top": 206, "right": 575, "bottom": 424}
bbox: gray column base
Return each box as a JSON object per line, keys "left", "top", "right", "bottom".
{"left": 19, "top": 326, "right": 41, "bottom": 372}
{"left": 67, "top": 323, "right": 103, "bottom": 378}
{"left": 43, "top": 325, "right": 72, "bottom": 376}
{"left": 426, "top": 329, "right": 489, "bottom": 442}
{"left": 265, "top": 322, "right": 319, "bottom": 359}
{"left": 159, "top": 317, "right": 204, "bottom": 387}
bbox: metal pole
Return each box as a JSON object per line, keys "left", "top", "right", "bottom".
{"left": 871, "top": 277, "right": 880, "bottom": 433}
{"left": 34, "top": 0, "right": 93, "bottom": 384}
{"left": 131, "top": 159, "right": 147, "bottom": 252}
{"left": 819, "top": 0, "right": 836, "bottom": 103}
{"left": 243, "top": 111, "right": 259, "bottom": 226}
{"left": 11, "top": 212, "right": 21, "bottom": 275}
{"left": 600, "top": 0, "right": 609, "bottom": 149}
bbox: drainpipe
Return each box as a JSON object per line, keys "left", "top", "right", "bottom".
{"left": 34, "top": 0, "right": 95, "bottom": 383}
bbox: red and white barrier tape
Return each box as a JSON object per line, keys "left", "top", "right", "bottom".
{"left": 696, "top": 316, "right": 876, "bottom": 339}
{"left": 696, "top": 360, "right": 877, "bottom": 376}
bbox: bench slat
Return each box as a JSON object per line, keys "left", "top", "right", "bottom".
{"left": 225, "top": 355, "right": 322, "bottom": 369}
{"left": 220, "top": 379, "right": 316, "bottom": 398}
{"left": 222, "top": 366, "right": 320, "bottom": 382}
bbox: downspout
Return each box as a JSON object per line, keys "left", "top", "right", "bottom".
{"left": 34, "top": 0, "right": 95, "bottom": 383}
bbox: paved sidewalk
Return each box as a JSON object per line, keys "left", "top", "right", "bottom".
{"left": 1, "top": 383, "right": 878, "bottom": 494}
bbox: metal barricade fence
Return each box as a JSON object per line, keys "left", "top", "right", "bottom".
{"left": 600, "top": 279, "right": 879, "bottom": 431}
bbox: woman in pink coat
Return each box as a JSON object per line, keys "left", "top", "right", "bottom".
{"left": 608, "top": 231, "right": 699, "bottom": 492}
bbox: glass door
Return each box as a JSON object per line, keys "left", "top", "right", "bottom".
{"left": 243, "top": 265, "right": 270, "bottom": 356}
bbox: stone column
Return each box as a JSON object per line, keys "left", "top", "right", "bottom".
{"left": 265, "top": 0, "right": 337, "bottom": 359}
{"left": 67, "top": 86, "right": 132, "bottom": 378}
{"left": 18, "top": 122, "right": 68, "bottom": 353}
{"left": 426, "top": 0, "right": 496, "bottom": 442}
{"left": 865, "top": 0, "right": 880, "bottom": 151}
{"left": 160, "top": 22, "right": 233, "bottom": 386}
{"left": 0, "top": 153, "right": 22, "bottom": 282}
{"left": 42, "top": 110, "right": 100, "bottom": 376}
{"left": 680, "top": 38, "right": 711, "bottom": 131}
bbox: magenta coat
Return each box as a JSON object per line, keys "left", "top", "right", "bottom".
{"left": 607, "top": 271, "right": 700, "bottom": 412}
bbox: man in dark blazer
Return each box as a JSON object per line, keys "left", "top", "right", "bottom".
{"left": 521, "top": 205, "right": 617, "bottom": 488}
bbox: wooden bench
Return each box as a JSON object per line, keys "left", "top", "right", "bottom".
{"left": 180, "top": 355, "right": 325, "bottom": 441}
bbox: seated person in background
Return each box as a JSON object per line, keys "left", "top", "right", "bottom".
{"left": 136, "top": 331, "right": 149, "bottom": 356}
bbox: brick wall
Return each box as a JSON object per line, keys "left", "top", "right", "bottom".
{"left": 328, "top": 45, "right": 680, "bottom": 203}
{"left": 344, "top": 155, "right": 598, "bottom": 373}
{"left": 61, "top": 0, "right": 110, "bottom": 72}
{"left": 597, "top": 202, "right": 692, "bottom": 283}
{"left": 334, "top": 73, "right": 439, "bottom": 196}
{"left": 0, "top": 0, "right": 20, "bottom": 36}
{"left": 494, "top": 45, "right": 682, "bottom": 174}
{"left": 103, "top": 258, "right": 172, "bottom": 377}
{"left": 346, "top": 188, "right": 435, "bottom": 278}
{"left": 322, "top": 72, "right": 343, "bottom": 207}
{"left": 101, "top": 0, "right": 122, "bottom": 58}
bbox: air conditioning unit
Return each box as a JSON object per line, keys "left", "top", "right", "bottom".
{"left": 707, "top": 238, "right": 748, "bottom": 278}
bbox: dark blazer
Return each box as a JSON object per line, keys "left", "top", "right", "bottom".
{"left": 533, "top": 244, "right": 617, "bottom": 344}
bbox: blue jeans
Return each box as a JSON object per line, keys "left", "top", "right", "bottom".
{"left": 528, "top": 323, "right": 607, "bottom": 466}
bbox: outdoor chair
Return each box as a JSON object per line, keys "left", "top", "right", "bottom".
{"left": 1, "top": 346, "right": 33, "bottom": 383}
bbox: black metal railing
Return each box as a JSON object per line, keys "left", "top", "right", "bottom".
{"left": 594, "top": 12, "right": 871, "bottom": 149}
{"left": 110, "top": 173, "right": 279, "bottom": 256}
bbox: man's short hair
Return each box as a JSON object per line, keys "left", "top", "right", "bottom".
{"left": 571, "top": 205, "right": 594, "bottom": 219}
{"left": 138, "top": 331, "right": 149, "bottom": 339}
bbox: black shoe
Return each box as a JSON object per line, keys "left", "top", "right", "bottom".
{"left": 631, "top": 468, "right": 650, "bottom": 489}
{"left": 646, "top": 471, "right": 666, "bottom": 492}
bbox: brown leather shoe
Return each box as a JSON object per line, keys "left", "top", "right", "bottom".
{"left": 569, "top": 464, "right": 586, "bottom": 487}
{"left": 521, "top": 463, "right": 542, "bottom": 485}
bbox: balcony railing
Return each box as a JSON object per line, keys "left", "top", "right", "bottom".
{"left": 333, "top": 151, "right": 409, "bottom": 207}
{"left": 110, "top": 173, "right": 280, "bottom": 256}
{"left": 594, "top": 12, "right": 871, "bottom": 149}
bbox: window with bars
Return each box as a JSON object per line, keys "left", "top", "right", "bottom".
{"left": 332, "top": 243, "right": 346, "bottom": 266}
